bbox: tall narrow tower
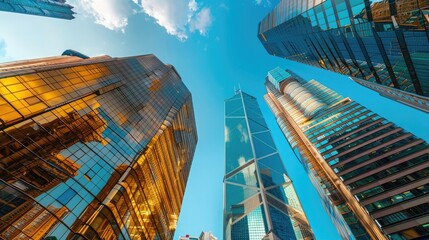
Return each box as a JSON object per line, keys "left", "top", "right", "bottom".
{"left": 223, "top": 90, "right": 314, "bottom": 240}
{"left": 264, "top": 67, "right": 429, "bottom": 240}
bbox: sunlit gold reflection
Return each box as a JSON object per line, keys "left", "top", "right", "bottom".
{"left": 1, "top": 54, "right": 196, "bottom": 240}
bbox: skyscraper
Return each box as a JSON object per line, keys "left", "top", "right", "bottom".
{"left": 224, "top": 90, "right": 314, "bottom": 240}
{"left": 179, "top": 231, "right": 217, "bottom": 240}
{"left": 258, "top": 0, "right": 429, "bottom": 109}
{"left": 0, "top": 52, "right": 197, "bottom": 239}
{"left": 264, "top": 67, "right": 429, "bottom": 240}
{"left": 0, "top": 0, "right": 75, "bottom": 19}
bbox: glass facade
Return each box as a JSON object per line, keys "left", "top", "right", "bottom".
{"left": 0, "top": 0, "right": 75, "bottom": 19}
{"left": 258, "top": 0, "right": 429, "bottom": 108}
{"left": 0, "top": 53, "right": 197, "bottom": 239}
{"left": 264, "top": 67, "right": 429, "bottom": 240}
{"left": 223, "top": 91, "right": 314, "bottom": 240}
{"left": 351, "top": 76, "right": 429, "bottom": 113}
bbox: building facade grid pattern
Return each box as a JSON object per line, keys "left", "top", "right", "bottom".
{"left": 0, "top": 0, "right": 75, "bottom": 19}
{"left": 264, "top": 67, "right": 429, "bottom": 240}
{"left": 0, "top": 54, "right": 197, "bottom": 240}
{"left": 258, "top": 0, "right": 429, "bottom": 110}
{"left": 224, "top": 91, "right": 314, "bottom": 240}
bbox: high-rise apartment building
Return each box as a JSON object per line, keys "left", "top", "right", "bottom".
{"left": 264, "top": 67, "right": 429, "bottom": 240}
{"left": 0, "top": 52, "right": 197, "bottom": 239}
{"left": 0, "top": 0, "right": 75, "bottom": 19}
{"left": 224, "top": 90, "right": 314, "bottom": 240}
{"left": 258, "top": 0, "right": 429, "bottom": 109}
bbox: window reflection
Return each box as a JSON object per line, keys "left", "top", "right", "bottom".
{"left": 258, "top": 0, "right": 429, "bottom": 98}
{"left": 0, "top": 54, "right": 197, "bottom": 239}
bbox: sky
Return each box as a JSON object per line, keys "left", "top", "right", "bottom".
{"left": 1, "top": 1, "right": 429, "bottom": 239}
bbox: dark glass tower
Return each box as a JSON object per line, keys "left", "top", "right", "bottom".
{"left": 264, "top": 67, "right": 429, "bottom": 240}
{"left": 223, "top": 90, "right": 314, "bottom": 240}
{"left": 0, "top": 52, "right": 197, "bottom": 239}
{"left": 0, "top": 0, "right": 75, "bottom": 19}
{"left": 258, "top": 0, "right": 429, "bottom": 108}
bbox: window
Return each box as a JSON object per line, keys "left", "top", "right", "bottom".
{"left": 57, "top": 188, "right": 77, "bottom": 205}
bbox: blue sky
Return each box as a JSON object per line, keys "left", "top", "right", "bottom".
{"left": 1, "top": 1, "right": 429, "bottom": 239}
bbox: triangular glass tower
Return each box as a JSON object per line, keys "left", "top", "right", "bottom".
{"left": 224, "top": 90, "right": 314, "bottom": 240}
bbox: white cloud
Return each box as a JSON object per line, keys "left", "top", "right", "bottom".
{"left": 71, "top": 0, "right": 137, "bottom": 32}
{"left": 138, "top": 0, "right": 213, "bottom": 40}
{"left": 225, "top": 126, "right": 230, "bottom": 143}
{"left": 254, "top": 0, "right": 271, "bottom": 7}
{"left": 189, "top": 7, "right": 212, "bottom": 36}
{"left": 0, "top": 39, "right": 13, "bottom": 63}
{"left": 73, "top": 0, "right": 213, "bottom": 40}
{"left": 188, "top": 0, "right": 198, "bottom": 12}
{"left": 238, "top": 156, "right": 257, "bottom": 185}
{"left": 139, "top": 0, "right": 190, "bottom": 40}
{"left": 0, "top": 39, "right": 5, "bottom": 57}
{"left": 219, "top": 3, "right": 229, "bottom": 11}
{"left": 237, "top": 124, "right": 249, "bottom": 143}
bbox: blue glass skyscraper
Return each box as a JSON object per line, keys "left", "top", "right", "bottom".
{"left": 224, "top": 90, "right": 314, "bottom": 240}
{"left": 0, "top": 0, "right": 75, "bottom": 19}
{"left": 258, "top": 0, "right": 429, "bottom": 110}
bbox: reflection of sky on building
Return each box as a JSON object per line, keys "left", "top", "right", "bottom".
{"left": 264, "top": 68, "right": 429, "bottom": 239}
{"left": 39, "top": 149, "right": 110, "bottom": 235}
{"left": 224, "top": 91, "right": 314, "bottom": 240}
{"left": 34, "top": 108, "right": 142, "bottom": 237}
{"left": 264, "top": 73, "right": 359, "bottom": 240}
{"left": 292, "top": 147, "right": 355, "bottom": 240}
{"left": 259, "top": 0, "right": 429, "bottom": 99}
{"left": 237, "top": 124, "right": 249, "bottom": 143}
{"left": 225, "top": 118, "right": 254, "bottom": 173}
{"left": 0, "top": 0, "right": 75, "bottom": 19}
{"left": 0, "top": 54, "right": 196, "bottom": 239}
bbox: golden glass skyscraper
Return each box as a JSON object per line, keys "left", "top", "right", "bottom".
{"left": 264, "top": 67, "right": 429, "bottom": 240}
{"left": 0, "top": 52, "right": 197, "bottom": 239}
{"left": 224, "top": 90, "right": 314, "bottom": 240}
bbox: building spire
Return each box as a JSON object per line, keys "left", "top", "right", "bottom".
{"left": 234, "top": 82, "right": 242, "bottom": 95}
